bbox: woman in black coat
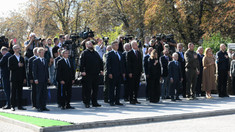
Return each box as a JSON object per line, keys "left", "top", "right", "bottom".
{"left": 148, "top": 49, "right": 162, "bottom": 103}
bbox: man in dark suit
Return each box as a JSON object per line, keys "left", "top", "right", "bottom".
{"left": 56, "top": 50, "right": 75, "bottom": 110}
{"left": 33, "top": 47, "right": 50, "bottom": 112}
{"left": 216, "top": 44, "right": 230, "bottom": 97}
{"left": 27, "top": 47, "right": 38, "bottom": 109}
{"left": 122, "top": 43, "right": 131, "bottom": 102}
{"left": 54, "top": 48, "right": 62, "bottom": 107}
{"left": 80, "top": 41, "right": 103, "bottom": 108}
{"left": 196, "top": 46, "right": 205, "bottom": 97}
{"left": 169, "top": 53, "right": 183, "bottom": 101}
{"left": 144, "top": 47, "right": 153, "bottom": 100}
{"left": 160, "top": 48, "right": 172, "bottom": 99}
{"left": 176, "top": 43, "right": 186, "bottom": 98}
{"left": 106, "top": 41, "right": 124, "bottom": 106}
{"left": 8, "top": 45, "right": 27, "bottom": 111}
{"left": 127, "top": 40, "right": 143, "bottom": 104}
{"left": 103, "top": 45, "right": 112, "bottom": 103}
{"left": 0, "top": 47, "right": 12, "bottom": 109}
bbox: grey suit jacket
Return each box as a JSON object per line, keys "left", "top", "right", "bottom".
{"left": 230, "top": 60, "right": 235, "bottom": 77}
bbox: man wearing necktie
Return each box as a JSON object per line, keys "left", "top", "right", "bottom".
{"left": 127, "top": 40, "right": 143, "bottom": 104}
{"left": 56, "top": 50, "right": 75, "bottom": 110}
{"left": 106, "top": 41, "right": 124, "bottom": 106}
{"left": 33, "top": 47, "right": 50, "bottom": 112}
{"left": 168, "top": 53, "right": 183, "bottom": 101}
{"left": 160, "top": 48, "right": 172, "bottom": 99}
{"left": 27, "top": 47, "right": 38, "bottom": 109}
{"left": 176, "top": 43, "right": 186, "bottom": 98}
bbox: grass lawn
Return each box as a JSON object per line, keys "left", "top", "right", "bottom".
{"left": 0, "top": 112, "right": 72, "bottom": 127}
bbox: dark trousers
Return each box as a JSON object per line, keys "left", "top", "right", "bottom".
{"left": 11, "top": 81, "right": 23, "bottom": 108}
{"left": 103, "top": 75, "right": 109, "bottom": 101}
{"left": 181, "top": 71, "right": 186, "bottom": 97}
{"left": 232, "top": 77, "right": 235, "bottom": 95}
{"left": 2, "top": 76, "right": 10, "bottom": 106}
{"left": 186, "top": 69, "right": 198, "bottom": 97}
{"left": 128, "top": 74, "right": 141, "bottom": 102}
{"left": 196, "top": 73, "right": 203, "bottom": 95}
{"left": 36, "top": 82, "right": 47, "bottom": 109}
{"left": 170, "top": 79, "right": 181, "bottom": 97}
{"left": 109, "top": 76, "right": 121, "bottom": 104}
{"left": 59, "top": 82, "right": 72, "bottom": 107}
{"left": 82, "top": 75, "right": 99, "bottom": 105}
{"left": 145, "top": 76, "right": 150, "bottom": 99}
{"left": 149, "top": 76, "right": 160, "bottom": 102}
{"left": 31, "top": 83, "right": 37, "bottom": 107}
{"left": 218, "top": 70, "right": 228, "bottom": 96}
{"left": 57, "top": 82, "right": 61, "bottom": 106}
{"left": 123, "top": 75, "right": 130, "bottom": 100}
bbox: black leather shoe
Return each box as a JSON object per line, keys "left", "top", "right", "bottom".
{"left": 224, "top": 94, "right": 230, "bottom": 97}
{"left": 135, "top": 101, "right": 141, "bottom": 104}
{"left": 85, "top": 104, "right": 90, "bottom": 108}
{"left": 66, "top": 106, "right": 75, "bottom": 109}
{"left": 18, "top": 107, "right": 27, "bottom": 110}
{"left": 130, "top": 101, "right": 136, "bottom": 105}
{"left": 43, "top": 108, "right": 50, "bottom": 111}
{"left": 110, "top": 103, "right": 115, "bottom": 106}
{"left": 124, "top": 98, "right": 130, "bottom": 102}
{"left": 11, "top": 107, "right": 15, "bottom": 111}
{"left": 176, "top": 97, "right": 182, "bottom": 101}
{"left": 2, "top": 106, "right": 11, "bottom": 109}
{"left": 61, "top": 106, "right": 66, "bottom": 110}
{"left": 37, "top": 108, "right": 43, "bottom": 112}
{"left": 104, "top": 100, "right": 109, "bottom": 103}
{"left": 92, "top": 103, "right": 101, "bottom": 107}
{"left": 115, "top": 102, "right": 123, "bottom": 106}
{"left": 166, "top": 96, "right": 171, "bottom": 99}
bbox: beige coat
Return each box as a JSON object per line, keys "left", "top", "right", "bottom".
{"left": 202, "top": 56, "right": 216, "bottom": 91}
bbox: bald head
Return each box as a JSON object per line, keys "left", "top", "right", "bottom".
{"left": 172, "top": 52, "right": 179, "bottom": 61}
{"left": 220, "top": 44, "right": 226, "bottom": 52}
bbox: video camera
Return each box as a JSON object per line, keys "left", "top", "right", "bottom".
{"left": 0, "top": 36, "right": 6, "bottom": 44}
{"left": 123, "top": 35, "right": 134, "bottom": 43}
{"left": 80, "top": 27, "right": 95, "bottom": 39}
{"left": 103, "top": 37, "right": 109, "bottom": 46}
{"left": 166, "top": 34, "right": 175, "bottom": 43}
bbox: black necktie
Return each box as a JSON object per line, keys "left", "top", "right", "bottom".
{"left": 115, "top": 51, "right": 120, "bottom": 60}
{"left": 42, "top": 58, "right": 45, "bottom": 65}
{"left": 66, "top": 59, "right": 71, "bottom": 67}
{"left": 135, "top": 51, "right": 138, "bottom": 58}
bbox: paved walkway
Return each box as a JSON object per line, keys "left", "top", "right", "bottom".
{"left": 0, "top": 95, "right": 235, "bottom": 125}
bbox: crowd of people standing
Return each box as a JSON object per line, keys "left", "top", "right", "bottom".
{"left": 0, "top": 33, "right": 234, "bottom": 112}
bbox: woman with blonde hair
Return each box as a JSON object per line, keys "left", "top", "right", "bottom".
{"left": 148, "top": 49, "right": 162, "bottom": 103}
{"left": 202, "top": 48, "right": 216, "bottom": 98}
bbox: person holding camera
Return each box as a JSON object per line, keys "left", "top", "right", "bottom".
{"left": 8, "top": 45, "right": 27, "bottom": 111}
{"left": 95, "top": 38, "right": 106, "bottom": 59}
{"left": 24, "top": 33, "right": 39, "bottom": 59}
{"left": 80, "top": 41, "right": 103, "bottom": 108}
